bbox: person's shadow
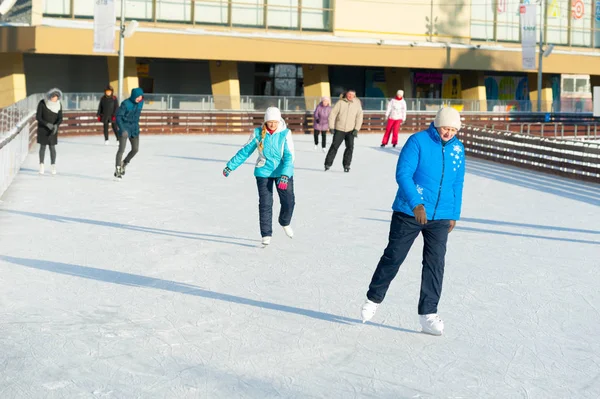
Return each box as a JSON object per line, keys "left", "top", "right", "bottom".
{"left": 0, "top": 255, "right": 420, "bottom": 335}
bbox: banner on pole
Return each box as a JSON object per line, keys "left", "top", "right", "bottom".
{"left": 93, "top": 0, "right": 116, "bottom": 53}
{"left": 520, "top": 4, "right": 537, "bottom": 70}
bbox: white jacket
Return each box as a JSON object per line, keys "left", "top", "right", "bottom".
{"left": 385, "top": 98, "right": 407, "bottom": 121}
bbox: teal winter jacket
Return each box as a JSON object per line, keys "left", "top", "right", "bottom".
{"left": 227, "top": 121, "right": 295, "bottom": 178}
{"left": 116, "top": 88, "right": 144, "bottom": 138}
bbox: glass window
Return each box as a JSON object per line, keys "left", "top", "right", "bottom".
{"left": 575, "top": 78, "right": 589, "bottom": 92}
{"left": 74, "top": 0, "right": 94, "bottom": 17}
{"left": 546, "top": 0, "right": 569, "bottom": 45}
{"left": 45, "top": 0, "right": 70, "bottom": 16}
{"left": 471, "top": 0, "right": 494, "bottom": 40}
{"left": 563, "top": 78, "right": 575, "bottom": 92}
{"left": 496, "top": 0, "right": 520, "bottom": 42}
{"left": 232, "top": 0, "right": 265, "bottom": 27}
{"left": 157, "top": 0, "right": 191, "bottom": 22}
{"left": 195, "top": 0, "right": 228, "bottom": 25}
{"left": 301, "top": 0, "right": 331, "bottom": 31}
{"left": 571, "top": 0, "right": 592, "bottom": 46}
{"left": 267, "top": 0, "right": 298, "bottom": 29}
{"left": 115, "top": 0, "right": 153, "bottom": 21}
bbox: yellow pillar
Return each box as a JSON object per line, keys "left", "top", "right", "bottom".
{"left": 107, "top": 56, "right": 139, "bottom": 101}
{"left": 385, "top": 67, "right": 412, "bottom": 99}
{"left": 460, "top": 71, "right": 487, "bottom": 111}
{"left": 302, "top": 64, "right": 330, "bottom": 110}
{"left": 209, "top": 61, "right": 240, "bottom": 110}
{"left": 0, "top": 53, "right": 27, "bottom": 108}
{"left": 527, "top": 73, "right": 553, "bottom": 112}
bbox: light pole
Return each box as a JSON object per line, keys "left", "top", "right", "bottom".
{"left": 118, "top": 0, "right": 126, "bottom": 102}
{"left": 537, "top": 0, "right": 545, "bottom": 112}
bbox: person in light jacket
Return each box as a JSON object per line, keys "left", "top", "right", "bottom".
{"left": 361, "top": 107, "right": 466, "bottom": 337}
{"left": 36, "top": 88, "right": 63, "bottom": 175}
{"left": 313, "top": 97, "right": 331, "bottom": 152}
{"left": 223, "top": 107, "right": 295, "bottom": 246}
{"left": 381, "top": 90, "right": 407, "bottom": 148}
{"left": 324, "top": 90, "right": 363, "bottom": 173}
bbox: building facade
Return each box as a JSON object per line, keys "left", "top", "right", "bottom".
{"left": 2, "top": 0, "right": 600, "bottom": 110}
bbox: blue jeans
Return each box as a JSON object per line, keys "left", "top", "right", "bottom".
{"left": 256, "top": 177, "right": 295, "bottom": 237}
{"left": 367, "top": 212, "right": 450, "bottom": 315}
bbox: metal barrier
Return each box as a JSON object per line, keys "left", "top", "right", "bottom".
{"left": 459, "top": 126, "right": 600, "bottom": 183}
{"left": 0, "top": 114, "right": 37, "bottom": 198}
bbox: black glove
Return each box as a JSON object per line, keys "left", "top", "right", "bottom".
{"left": 45, "top": 123, "right": 55, "bottom": 131}
{"left": 51, "top": 125, "right": 58, "bottom": 135}
{"left": 352, "top": 129, "right": 358, "bottom": 138}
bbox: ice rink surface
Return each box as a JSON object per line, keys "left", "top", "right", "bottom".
{"left": 1, "top": 133, "right": 599, "bottom": 398}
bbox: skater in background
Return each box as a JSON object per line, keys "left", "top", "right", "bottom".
{"left": 223, "top": 107, "right": 295, "bottom": 246}
{"left": 114, "top": 88, "right": 144, "bottom": 179}
{"left": 313, "top": 97, "right": 331, "bottom": 152}
{"left": 361, "top": 107, "right": 466, "bottom": 336}
{"left": 381, "top": 90, "right": 407, "bottom": 148}
{"left": 325, "top": 89, "right": 363, "bottom": 172}
{"left": 97, "top": 85, "right": 119, "bottom": 145}
{"left": 36, "top": 88, "right": 63, "bottom": 175}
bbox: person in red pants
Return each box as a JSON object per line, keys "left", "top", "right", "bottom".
{"left": 381, "top": 90, "right": 407, "bottom": 148}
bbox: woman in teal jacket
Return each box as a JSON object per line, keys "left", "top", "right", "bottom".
{"left": 361, "top": 107, "right": 466, "bottom": 336}
{"left": 223, "top": 107, "right": 295, "bottom": 246}
{"left": 115, "top": 87, "right": 144, "bottom": 179}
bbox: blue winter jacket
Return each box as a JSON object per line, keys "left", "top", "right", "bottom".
{"left": 116, "top": 88, "right": 144, "bottom": 138}
{"left": 227, "top": 121, "right": 295, "bottom": 178}
{"left": 392, "top": 122, "right": 466, "bottom": 220}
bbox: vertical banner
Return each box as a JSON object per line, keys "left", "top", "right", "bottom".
{"left": 93, "top": 0, "right": 116, "bottom": 53}
{"left": 520, "top": 4, "right": 537, "bottom": 70}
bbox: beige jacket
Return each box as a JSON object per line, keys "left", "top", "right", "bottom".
{"left": 328, "top": 98, "right": 364, "bottom": 133}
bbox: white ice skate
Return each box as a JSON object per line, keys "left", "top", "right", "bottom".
{"left": 105, "top": 140, "right": 109, "bottom": 145}
{"left": 39, "top": 164, "right": 45, "bottom": 175}
{"left": 51, "top": 165, "right": 57, "bottom": 175}
{"left": 361, "top": 299, "right": 379, "bottom": 323}
{"left": 262, "top": 236, "right": 271, "bottom": 246}
{"left": 314, "top": 145, "right": 318, "bottom": 150}
{"left": 321, "top": 147, "right": 326, "bottom": 153}
{"left": 420, "top": 314, "right": 444, "bottom": 336}
{"left": 282, "top": 225, "right": 294, "bottom": 238}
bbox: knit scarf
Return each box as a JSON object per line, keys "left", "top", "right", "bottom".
{"left": 45, "top": 99, "right": 61, "bottom": 114}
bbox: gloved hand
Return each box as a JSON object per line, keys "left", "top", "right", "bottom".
{"left": 45, "top": 123, "right": 55, "bottom": 131}
{"left": 352, "top": 129, "right": 358, "bottom": 138}
{"left": 277, "top": 176, "right": 289, "bottom": 190}
{"left": 413, "top": 204, "right": 427, "bottom": 225}
{"left": 448, "top": 220, "right": 456, "bottom": 233}
{"left": 223, "top": 166, "right": 232, "bottom": 177}
{"left": 51, "top": 125, "right": 58, "bottom": 135}
{"left": 112, "top": 116, "right": 116, "bottom": 122}
{"left": 97, "top": 116, "right": 102, "bottom": 122}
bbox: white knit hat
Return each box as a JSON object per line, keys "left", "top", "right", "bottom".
{"left": 264, "top": 107, "right": 282, "bottom": 123}
{"left": 396, "top": 90, "right": 404, "bottom": 98}
{"left": 434, "top": 107, "right": 462, "bottom": 130}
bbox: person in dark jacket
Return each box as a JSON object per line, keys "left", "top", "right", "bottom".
{"left": 313, "top": 97, "right": 331, "bottom": 152}
{"left": 36, "top": 88, "right": 63, "bottom": 175}
{"left": 97, "top": 85, "right": 119, "bottom": 144}
{"left": 360, "top": 107, "right": 466, "bottom": 337}
{"left": 114, "top": 87, "right": 144, "bottom": 179}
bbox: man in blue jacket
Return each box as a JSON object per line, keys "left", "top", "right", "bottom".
{"left": 114, "top": 88, "right": 144, "bottom": 179}
{"left": 361, "top": 107, "right": 466, "bottom": 336}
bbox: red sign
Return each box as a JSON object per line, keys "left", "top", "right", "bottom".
{"left": 572, "top": 0, "right": 585, "bottom": 19}
{"left": 520, "top": 5, "right": 526, "bottom": 14}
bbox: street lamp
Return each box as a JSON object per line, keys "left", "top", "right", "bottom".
{"left": 537, "top": 0, "right": 554, "bottom": 112}
{"left": 117, "top": 0, "right": 138, "bottom": 102}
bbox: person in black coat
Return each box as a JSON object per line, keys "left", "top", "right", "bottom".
{"left": 36, "top": 88, "right": 63, "bottom": 175}
{"left": 97, "top": 85, "right": 119, "bottom": 144}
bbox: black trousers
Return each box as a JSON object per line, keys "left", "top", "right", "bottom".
{"left": 103, "top": 121, "right": 118, "bottom": 140}
{"left": 116, "top": 135, "right": 139, "bottom": 167}
{"left": 313, "top": 130, "right": 327, "bottom": 147}
{"left": 367, "top": 212, "right": 450, "bottom": 315}
{"left": 39, "top": 144, "right": 56, "bottom": 164}
{"left": 324, "top": 130, "right": 354, "bottom": 168}
{"left": 256, "top": 177, "right": 295, "bottom": 237}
